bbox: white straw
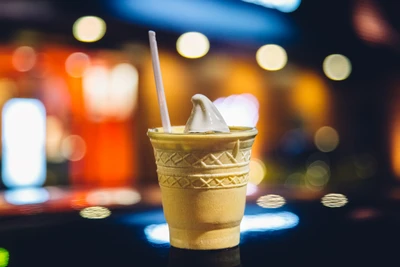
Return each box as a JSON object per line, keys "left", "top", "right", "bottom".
{"left": 148, "top": 30, "right": 172, "bottom": 133}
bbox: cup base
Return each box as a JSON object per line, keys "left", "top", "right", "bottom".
{"left": 169, "top": 225, "right": 240, "bottom": 250}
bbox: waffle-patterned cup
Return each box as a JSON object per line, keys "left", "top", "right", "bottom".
{"left": 148, "top": 126, "right": 257, "bottom": 250}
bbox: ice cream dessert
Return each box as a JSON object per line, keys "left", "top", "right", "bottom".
{"left": 147, "top": 30, "right": 257, "bottom": 250}
{"left": 148, "top": 94, "right": 257, "bottom": 250}
{"left": 184, "top": 94, "right": 230, "bottom": 133}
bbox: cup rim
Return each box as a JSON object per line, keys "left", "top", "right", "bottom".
{"left": 147, "top": 126, "right": 257, "bottom": 140}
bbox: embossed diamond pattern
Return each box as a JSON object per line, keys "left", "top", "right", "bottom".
{"left": 154, "top": 149, "right": 252, "bottom": 168}
{"left": 159, "top": 174, "right": 249, "bottom": 189}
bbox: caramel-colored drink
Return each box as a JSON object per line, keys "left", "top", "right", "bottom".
{"left": 148, "top": 126, "right": 257, "bottom": 250}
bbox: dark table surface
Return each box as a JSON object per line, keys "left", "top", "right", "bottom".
{"left": 0, "top": 186, "right": 398, "bottom": 267}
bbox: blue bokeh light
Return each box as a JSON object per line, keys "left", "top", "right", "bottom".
{"left": 4, "top": 187, "right": 49, "bottom": 205}
{"left": 119, "top": 205, "right": 299, "bottom": 245}
{"left": 109, "top": 0, "right": 295, "bottom": 44}
{"left": 242, "top": 0, "right": 302, "bottom": 13}
{"left": 143, "top": 211, "right": 299, "bottom": 244}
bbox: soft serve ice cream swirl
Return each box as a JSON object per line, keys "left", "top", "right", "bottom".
{"left": 184, "top": 94, "right": 230, "bottom": 133}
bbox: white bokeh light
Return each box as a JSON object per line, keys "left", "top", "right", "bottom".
{"left": 256, "top": 44, "right": 287, "bottom": 71}
{"left": 213, "top": 94, "right": 259, "bottom": 127}
{"left": 246, "top": 183, "right": 258, "bottom": 196}
{"left": 323, "top": 54, "right": 352, "bottom": 81}
{"left": 2, "top": 99, "right": 46, "bottom": 188}
{"left": 82, "top": 64, "right": 139, "bottom": 121}
{"left": 109, "top": 63, "right": 139, "bottom": 120}
{"left": 73, "top": 16, "right": 106, "bottom": 43}
{"left": 176, "top": 32, "right": 210, "bottom": 59}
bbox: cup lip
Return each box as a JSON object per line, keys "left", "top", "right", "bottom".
{"left": 147, "top": 126, "right": 257, "bottom": 140}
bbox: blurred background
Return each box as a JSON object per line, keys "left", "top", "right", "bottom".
{"left": 0, "top": 0, "right": 399, "bottom": 212}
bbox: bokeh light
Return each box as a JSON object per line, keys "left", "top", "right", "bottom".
{"left": 214, "top": 94, "right": 259, "bottom": 127}
{"left": 82, "top": 65, "right": 109, "bottom": 119}
{"left": 176, "top": 32, "right": 210, "bottom": 59}
{"left": 65, "top": 52, "right": 90, "bottom": 78}
{"left": 353, "top": 0, "right": 392, "bottom": 46}
{"left": 73, "top": 16, "right": 106, "bottom": 43}
{"left": 83, "top": 64, "right": 139, "bottom": 120}
{"left": 249, "top": 159, "right": 267, "bottom": 185}
{"left": 350, "top": 208, "right": 380, "bottom": 221}
{"left": 275, "top": 0, "right": 302, "bottom": 12}
{"left": 86, "top": 190, "right": 112, "bottom": 206}
{"left": 321, "top": 193, "right": 348, "bottom": 208}
{"left": 113, "top": 189, "right": 141, "bottom": 205}
{"left": 306, "top": 160, "right": 330, "bottom": 189}
{"left": 80, "top": 206, "right": 111, "bottom": 219}
{"left": 323, "top": 54, "right": 352, "bottom": 81}
{"left": 246, "top": 183, "right": 258, "bottom": 196}
{"left": 61, "top": 135, "right": 86, "bottom": 161}
{"left": 256, "top": 44, "right": 287, "bottom": 71}
{"left": 12, "top": 46, "right": 36, "bottom": 72}
{"left": 0, "top": 248, "right": 9, "bottom": 267}
{"left": 242, "top": 0, "right": 301, "bottom": 13}
{"left": 257, "top": 194, "right": 286, "bottom": 208}
{"left": 46, "top": 116, "right": 65, "bottom": 163}
{"left": 4, "top": 188, "right": 49, "bottom": 205}
{"left": 144, "top": 212, "right": 299, "bottom": 244}
{"left": 109, "top": 63, "right": 139, "bottom": 120}
{"left": 2, "top": 99, "right": 46, "bottom": 187}
{"left": 86, "top": 188, "right": 141, "bottom": 206}
{"left": 314, "top": 126, "right": 339, "bottom": 152}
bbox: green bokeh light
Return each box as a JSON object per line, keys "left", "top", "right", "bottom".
{"left": 0, "top": 248, "right": 9, "bottom": 267}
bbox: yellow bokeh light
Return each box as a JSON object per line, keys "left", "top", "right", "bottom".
{"left": 256, "top": 44, "right": 287, "bottom": 71}
{"left": 73, "top": 16, "right": 106, "bottom": 43}
{"left": 306, "top": 160, "right": 330, "bottom": 188}
{"left": 257, "top": 194, "right": 286, "bottom": 208}
{"left": 321, "top": 193, "right": 348, "bottom": 208}
{"left": 249, "top": 159, "right": 267, "bottom": 185}
{"left": 314, "top": 126, "right": 339, "bottom": 152}
{"left": 176, "top": 32, "right": 210, "bottom": 59}
{"left": 323, "top": 54, "right": 352, "bottom": 81}
{"left": 80, "top": 206, "right": 111, "bottom": 219}
{"left": 12, "top": 46, "right": 36, "bottom": 72}
{"left": 65, "top": 52, "right": 90, "bottom": 78}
